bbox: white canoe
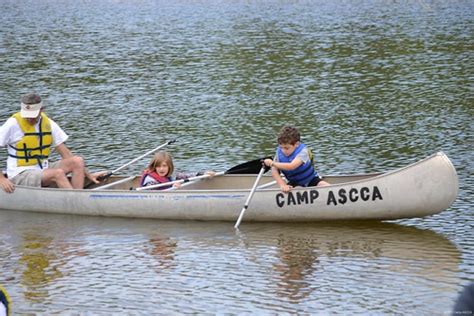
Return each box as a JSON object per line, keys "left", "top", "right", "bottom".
{"left": 0, "top": 152, "right": 458, "bottom": 222}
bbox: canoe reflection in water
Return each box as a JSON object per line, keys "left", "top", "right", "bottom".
{"left": 0, "top": 211, "right": 463, "bottom": 313}
{"left": 264, "top": 222, "right": 461, "bottom": 303}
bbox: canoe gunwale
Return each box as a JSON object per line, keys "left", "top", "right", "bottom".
{"left": 0, "top": 151, "right": 458, "bottom": 222}
{"left": 6, "top": 151, "right": 455, "bottom": 194}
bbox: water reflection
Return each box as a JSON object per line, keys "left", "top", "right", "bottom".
{"left": 19, "top": 234, "right": 65, "bottom": 302}
{"left": 274, "top": 234, "right": 319, "bottom": 301}
{"left": 260, "top": 222, "right": 461, "bottom": 305}
{"left": 146, "top": 235, "right": 177, "bottom": 271}
{"left": 0, "top": 210, "right": 464, "bottom": 313}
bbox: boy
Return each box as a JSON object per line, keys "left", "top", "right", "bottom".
{"left": 264, "top": 126, "right": 329, "bottom": 193}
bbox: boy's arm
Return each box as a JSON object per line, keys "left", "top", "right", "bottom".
{"left": 271, "top": 167, "right": 292, "bottom": 192}
{"left": 263, "top": 158, "right": 293, "bottom": 192}
{"left": 271, "top": 167, "right": 286, "bottom": 186}
{"left": 264, "top": 157, "right": 303, "bottom": 171}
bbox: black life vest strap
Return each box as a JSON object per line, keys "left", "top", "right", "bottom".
{"left": 8, "top": 153, "right": 49, "bottom": 160}
{"left": 9, "top": 143, "right": 51, "bottom": 151}
{"left": 22, "top": 131, "right": 52, "bottom": 137}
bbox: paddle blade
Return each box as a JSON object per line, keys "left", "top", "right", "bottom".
{"left": 225, "top": 157, "right": 272, "bottom": 175}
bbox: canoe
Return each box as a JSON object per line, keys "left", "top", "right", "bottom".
{"left": 0, "top": 151, "right": 458, "bottom": 222}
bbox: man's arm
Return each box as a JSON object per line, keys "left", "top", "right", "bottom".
{"left": 54, "top": 143, "right": 74, "bottom": 159}
{"left": 54, "top": 143, "right": 107, "bottom": 183}
{"left": 55, "top": 143, "right": 93, "bottom": 179}
{"left": 0, "top": 172, "right": 14, "bottom": 193}
{"left": 0, "top": 119, "right": 16, "bottom": 193}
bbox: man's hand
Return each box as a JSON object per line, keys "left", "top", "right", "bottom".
{"left": 0, "top": 176, "right": 15, "bottom": 193}
{"left": 86, "top": 171, "right": 109, "bottom": 184}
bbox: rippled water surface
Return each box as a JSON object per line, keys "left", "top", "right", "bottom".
{"left": 0, "top": 0, "right": 473, "bottom": 314}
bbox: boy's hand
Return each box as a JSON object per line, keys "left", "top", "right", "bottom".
{"left": 280, "top": 183, "right": 292, "bottom": 193}
{"left": 263, "top": 159, "right": 273, "bottom": 168}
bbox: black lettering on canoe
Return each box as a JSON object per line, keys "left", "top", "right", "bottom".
{"left": 296, "top": 191, "right": 309, "bottom": 204}
{"left": 361, "top": 187, "right": 370, "bottom": 201}
{"left": 276, "top": 193, "right": 285, "bottom": 208}
{"left": 349, "top": 188, "right": 359, "bottom": 202}
{"left": 338, "top": 188, "right": 347, "bottom": 204}
{"left": 287, "top": 192, "right": 296, "bottom": 205}
{"left": 372, "top": 186, "right": 383, "bottom": 201}
{"left": 327, "top": 190, "right": 337, "bottom": 206}
{"left": 310, "top": 190, "right": 319, "bottom": 203}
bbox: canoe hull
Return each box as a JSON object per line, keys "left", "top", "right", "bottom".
{"left": 0, "top": 152, "right": 458, "bottom": 221}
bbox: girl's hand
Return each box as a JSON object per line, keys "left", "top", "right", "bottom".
{"left": 204, "top": 171, "right": 216, "bottom": 178}
{"left": 173, "top": 182, "right": 182, "bottom": 188}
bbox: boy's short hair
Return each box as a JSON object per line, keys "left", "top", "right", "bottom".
{"left": 277, "top": 126, "right": 300, "bottom": 145}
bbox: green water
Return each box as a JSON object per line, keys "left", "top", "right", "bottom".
{"left": 0, "top": 0, "right": 472, "bottom": 313}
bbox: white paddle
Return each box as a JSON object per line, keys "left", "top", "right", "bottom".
{"left": 234, "top": 166, "right": 267, "bottom": 229}
{"left": 136, "top": 171, "right": 224, "bottom": 191}
{"left": 137, "top": 156, "right": 272, "bottom": 191}
{"left": 107, "top": 140, "right": 176, "bottom": 177}
{"left": 86, "top": 140, "right": 175, "bottom": 188}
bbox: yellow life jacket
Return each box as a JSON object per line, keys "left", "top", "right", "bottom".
{"left": 0, "top": 285, "right": 11, "bottom": 316}
{"left": 9, "top": 112, "right": 53, "bottom": 168}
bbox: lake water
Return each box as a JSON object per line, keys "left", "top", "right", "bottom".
{"left": 0, "top": 0, "right": 473, "bottom": 314}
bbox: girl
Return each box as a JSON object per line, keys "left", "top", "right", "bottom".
{"left": 140, "top": 151, "right": 215, "bottom": 190}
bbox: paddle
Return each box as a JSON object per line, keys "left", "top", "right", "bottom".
{"left": 234, "top": 164, "right": 268, "bottom": 229}
{"left": 136, "top": 156, "right": 271, "bottom": 191}
{"left": 224, "top": 157, "right": 272, "bottom": 175}
{"left": 137, "top": 172, "right": 222, "bottom": 191}
{"left": 85, "top": 140, "right": 175, "bottom": 188}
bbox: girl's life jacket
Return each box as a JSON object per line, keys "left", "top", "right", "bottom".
{"left": 140, "top": 170, "right": 173, "bottom": 190}
{"left": 139, "top": 171, "right": 203, "bottom": 190}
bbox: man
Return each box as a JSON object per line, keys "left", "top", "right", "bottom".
{"left": 0, "top": 93, "right": 104, "bottom": 193}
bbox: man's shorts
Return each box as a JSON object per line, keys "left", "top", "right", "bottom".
{"left": 10, "top": 161, "right": 61, "bottom": 187}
